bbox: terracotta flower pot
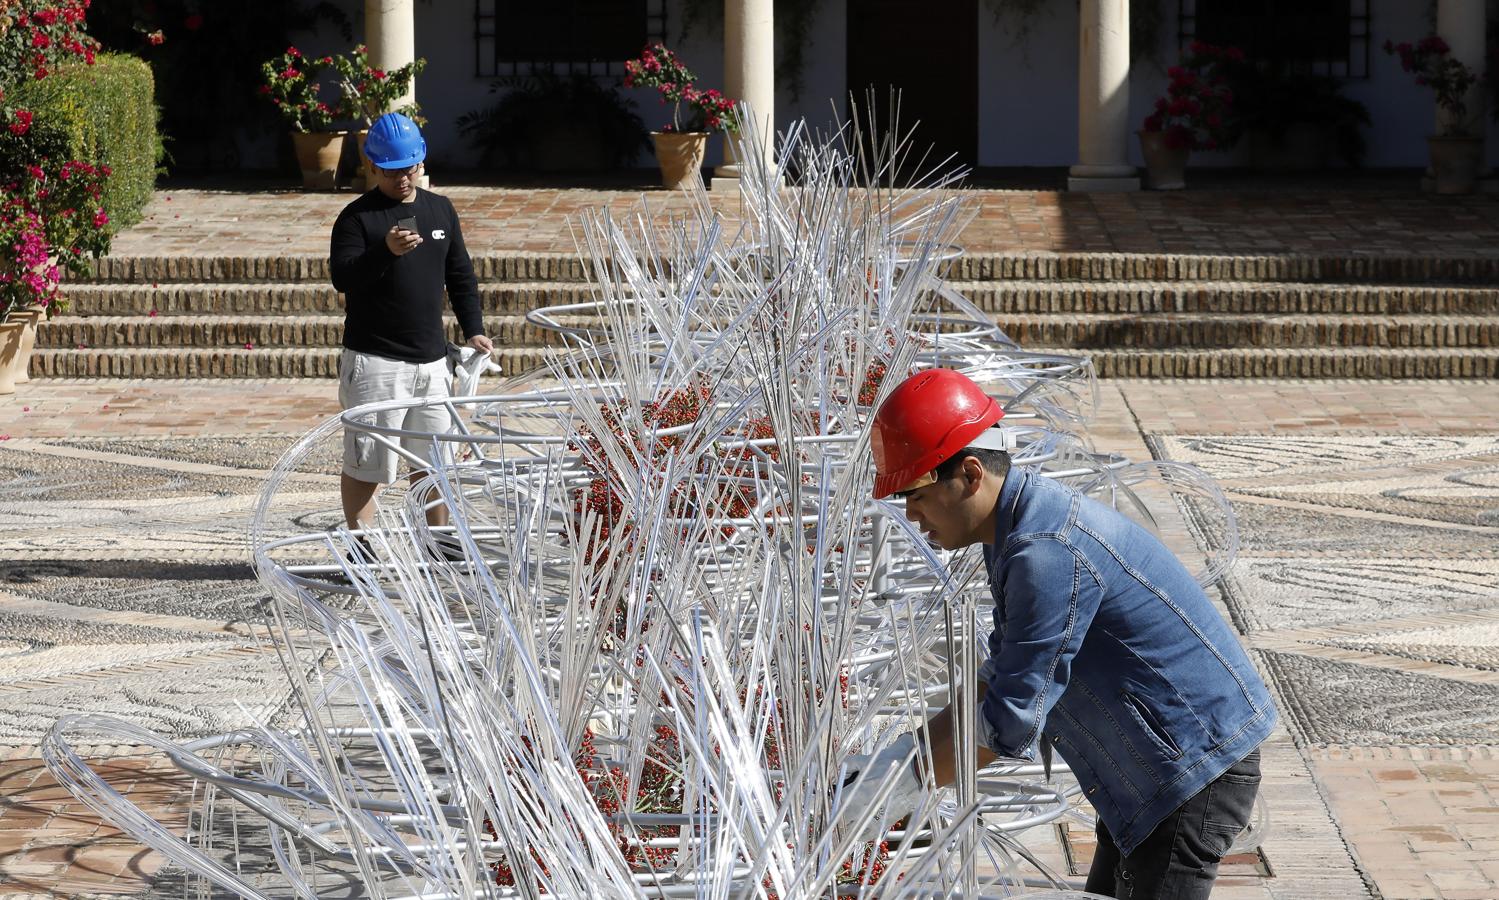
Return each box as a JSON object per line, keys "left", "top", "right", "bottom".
{"left": 291, "top": 130, "right": 345, "bottom": 191}
{"left": 652, "top": 132, "right": 709, "bottom": 190}
{"left": 0, "top": 319, "right": 26, "bottom": 395}
{"left": 1427, "top": 135, "right": 1483, "bottom": 195}
{"left": 1138, "top": 130, "right": 1190, "bottom": 190}
{"left": 340, "top": 128, "right": 371, "bottom": 190}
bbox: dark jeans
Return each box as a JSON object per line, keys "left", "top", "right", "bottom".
{"left": 1084, "top": 748, "right": 1262, "bottom": 900}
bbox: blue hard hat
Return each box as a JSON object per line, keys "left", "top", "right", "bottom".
{"left": 364, "top": 112, "right": 426, "bottom": 169}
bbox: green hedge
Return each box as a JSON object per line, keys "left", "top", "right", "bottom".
{"left": 6, "top": 53, "right": 159, "bottom": 231}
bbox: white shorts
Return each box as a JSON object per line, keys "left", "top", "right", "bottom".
{"left": 338, "top": 348, "right": 454, "bottom": 484}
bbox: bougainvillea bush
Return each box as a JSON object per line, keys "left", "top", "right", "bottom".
{"left": 0, "top": 1, "right": 147, "bottom": 317}
{"left": 1141, "top": 41, "right": 1242, "bottom": 151}
{"left": 1384, "top": 35, "right": 1479, "bottom": 134}
{"left": 623, "top": 43, "right": 739, "bottom": 134}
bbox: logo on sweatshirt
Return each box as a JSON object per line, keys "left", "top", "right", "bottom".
{"left": 431, "top": 229, "right": 447, "bottom": 240}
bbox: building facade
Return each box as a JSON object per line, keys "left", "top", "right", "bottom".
{"left": 286, "top": 0, "right": 1493, "bottom": 176}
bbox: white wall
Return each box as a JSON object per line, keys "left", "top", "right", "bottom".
{"left": 977, "top": 4, "right": 1078, "bottom": 165}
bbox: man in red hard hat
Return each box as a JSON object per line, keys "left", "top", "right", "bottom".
{"left": 845, "top": 367, "right": 1276, "bottom": 899}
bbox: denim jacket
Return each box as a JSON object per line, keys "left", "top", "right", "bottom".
{"left": 977, "top": 468, "right": 1276, "bottom": 856}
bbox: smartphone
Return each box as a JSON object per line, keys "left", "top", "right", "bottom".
{"left": 396, "top": 215, "right": 418, "bottom": 233}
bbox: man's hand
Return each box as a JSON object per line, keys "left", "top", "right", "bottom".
{"left": 466, "top": 334, "right": 494, "bottom": 355}
{"left": 385, "top": 224, "right": 422, "bottom": 256}
{"left": 836, "top": 733, "right": 924, "bottom": 831}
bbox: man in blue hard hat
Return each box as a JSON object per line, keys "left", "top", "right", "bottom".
{"left": 329, "top": 111, "right": 493, "bottom": 532}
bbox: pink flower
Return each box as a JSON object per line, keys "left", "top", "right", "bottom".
{"left": 149, "top": 309, "right": 159, "bottom": 317}
{"left": 243, "top": 342, "right": 255, "bottom": 350}
{"left": 93, "top": 209, "right": 109, "bottom": 228}
{"left": 287, "top": 46, "right": 302, "bottom": 58}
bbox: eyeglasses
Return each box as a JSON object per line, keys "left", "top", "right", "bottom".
{"left": 377, "top": 164, "right": 422, "bottom": 178}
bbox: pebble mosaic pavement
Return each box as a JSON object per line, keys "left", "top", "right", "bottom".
{"left": 2, "top": 378, "right": 1495, "bottom": 898}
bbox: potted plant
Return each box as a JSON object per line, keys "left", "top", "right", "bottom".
{"left": 1138, "top": 42, "right": 1239, "bottom": 190}
{"left": 259, "top": 46, "right": 341, "bottom": 190}
{"left": 331, "top": 44, "right": 425, "bottom": 186}
{"left": 457, "top": 72, "right": 648, "bottom": 173}
{"left": 1215, "top": 59, "right": 1370, "bottom": 170}
{"left": 1384, "top": 36, "right": 1481, "bottom": 194}
{"left": 623, "top": 43, "right": 739, "bottom": 189}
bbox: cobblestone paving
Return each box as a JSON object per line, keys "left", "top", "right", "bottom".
{"left": 3, "top": 378, "right": 1495, "bottom": 898}
{"left": 105, "top": 182, "right": 1499, "bottom": 258}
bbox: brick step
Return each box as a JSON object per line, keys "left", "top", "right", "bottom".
{"left": 39, "top": 313, "right": 1499, "bottom": 351}
{"left": 36, "top": 315, "right": 580, "bottom": 349}
{"left": 28, "top": 346, "right": 1499, "bottom": 379}
{"left": 989, "top": 313, "right": 1499, "bottom": 349}
{"left": 951, "top": 281, "right": 1499, "bottom": 315}
{"left": 1027, "top": 347, "right": 1499, "bottom": 378}
{"left": 60, "top": 280, "right": 1499, "bottom": 318}
{"left": 60, "top": 282, "right": 597, "bottom": 316}
{"left": 72, "top": 252, "right": 1499, "bottom": 286}
{"left": 29, "top": 347, "right": 551, "bottom": 378}
{"left": 74, "top": 254, "right": 594, "bottom": 285}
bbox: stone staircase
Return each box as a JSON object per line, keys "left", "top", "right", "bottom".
{"left": 36, "top": 252, "right": 1499, "bottom": 378}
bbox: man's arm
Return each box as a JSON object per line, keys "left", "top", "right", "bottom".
{"left": 917, "top": 685, "right": 998, "bottom": 788}
{"left": 929, "top": 537, "right": 1102, "bottom": 777}
{"left": 329, "top": 210, "right": 396, "bottom": 294}
{"left": 441, "top": 200, "right": 488, "bottom": 350}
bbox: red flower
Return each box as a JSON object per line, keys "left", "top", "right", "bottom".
{"left": 31, "top": 30, "right": 51, "bottom": 49}
{"left": 33, "top": 9, "right": 58, "bottom": 25}
{"left": 34, "top": 66, "right": 48, "bottom": 79}
{"left": 146, "top": 30, "right": 165, "bottom": 45}
{"left": 371, "top": 69, "right": 387, "bottom": 80}
{"left": 93, "top": 209, "right": 109, "bottom": 228}
{"left": 287, "top": 46, "right": 302, "bottom": 58}
{"left": 183, "top": 13, "right": 204, "bottom": 30}
{"left": 8, "top": 110, "right": 33, "bottom": 136}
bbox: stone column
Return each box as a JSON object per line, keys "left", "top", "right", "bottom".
{"left": 1436, "top": 0, "right": 1485, "bottom": 137}
{"left": 713, "top": 0, "right": 775, "bottom": 189}
{"left": 1068, "top": 0, "right": 1139, "bottom": 192}
{"left": 365, "top": 0, "right": 422, "bottom": 186}
{"left": 366, "top": 0, "right": 417, "bottom": 109}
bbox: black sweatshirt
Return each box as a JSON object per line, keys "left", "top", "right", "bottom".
{"left": 329, "top": 188, "right": 483, "bottom": 363}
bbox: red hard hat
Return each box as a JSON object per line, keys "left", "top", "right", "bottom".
{"left": 871, "top": 368, "right": 1004, "bottom": 499}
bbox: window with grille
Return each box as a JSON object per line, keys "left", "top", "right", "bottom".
{"left": 474, "top": 0, "right": 667, "bottom": 77}
{"left": 1179, "top": 0, "right": 1370, "bottom": 78}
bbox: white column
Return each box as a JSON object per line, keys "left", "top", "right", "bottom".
{"left": 1068, "top": 0, "right": 1139, "bottom": 192}
{"left": 1436, "top": 0, "right": 1485, "bottom": 137}
{"left": 713, "top": 0, "right": 775, "bottom": 186}
{"left": 366, "top": 0, "right": 417, "bottom": 110}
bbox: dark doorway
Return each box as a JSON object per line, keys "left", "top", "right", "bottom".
{"left": 846, "top": 0, "right": 979, "bottom": 175}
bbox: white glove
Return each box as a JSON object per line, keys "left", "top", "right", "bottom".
{"left": 837, "top": 732, "right": 924, "bottom": 827}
